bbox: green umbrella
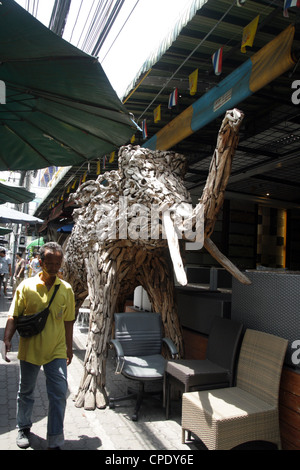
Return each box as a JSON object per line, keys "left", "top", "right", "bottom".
{"left": 0, "top": 0, "right": 136, "bottom": 171}
{"left": 0, "top": 182, "right": 35, "bottom": 204}
{"left": 27, "top": 237, "right": 44, "bottom": 250}
{"left": 0, "top": 226, "right": 12, "bottom": 235}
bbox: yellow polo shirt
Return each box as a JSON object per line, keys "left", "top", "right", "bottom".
{"left": 9, "top": 273, "right": 75, "bottom": 366}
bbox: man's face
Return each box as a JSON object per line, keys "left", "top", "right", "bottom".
{"left": 0, "top": 252, "right": 5, "bottom": 258}
{"left": 39, "top": 250, "right": 63, "bottom": 277}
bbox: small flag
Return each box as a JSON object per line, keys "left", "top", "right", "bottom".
{"left": 130, "top": 134, "right": 136, "bottom": 144}
{"left": 153, "top": 104, "right": 161, "bottom": 123}
{"left": 189, "top": 69, "right": 198, "bottom": 96}
{"left": 109, "top": 151, "right": 115, "bottom": 163}
{"left": 211, "top": 47, "right": 223, "bottom": 75}
{"left": 241, "top": 15, "right": 259, "bottom": 53}
{"left": 168, "top": 88, "right": 178, "bottom": 109}
{"left": 142, "top": 119, "right": 148, "bottom": 139}
{"left": 80, "top": 171, "right": 87, "bottom": 185}
{"left": 96, "top": 160, "right": 101, "bottom": 175}
{"left": 283, "top": 0, "right": 300, "bottom": 16}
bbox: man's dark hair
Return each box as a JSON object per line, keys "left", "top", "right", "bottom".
{"left": 39, "top": 242, "right": 63, "bottom": 262}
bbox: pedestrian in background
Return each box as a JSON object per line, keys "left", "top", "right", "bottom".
{"left": 12, "top": 252, "right": 26, "bottom": 298}
{"left": 0, "top": 247, "right": 12, "bottom": 296}
{"left": 29, "top": 252, "right": 42, "bottom": 277}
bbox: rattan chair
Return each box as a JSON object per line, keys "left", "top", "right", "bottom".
{"left": 181, "top": 329, "right": 288, "bottom": 450}
{"left": 164, "top": 317, "right": 243, "bottom": 419}
{"left": 109, "top": 312, "right": 178, "bottom": 421}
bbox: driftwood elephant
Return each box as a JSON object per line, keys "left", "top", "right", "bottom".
{"left": 64, "top": 108, "right": 249, "bottom": 410}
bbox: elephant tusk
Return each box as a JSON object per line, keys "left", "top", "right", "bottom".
{"left": 163, "top": 210, "right": 187, "bottom": 286}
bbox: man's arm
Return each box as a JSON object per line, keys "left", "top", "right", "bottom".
{"left": 64, "top": 320, "right": 74, "bottom": 365}
{"left": 18, "top": 261, "right": 25, "bottom": 278}
{"left": 3, "top": 316, "right": 16, "bottom": 362}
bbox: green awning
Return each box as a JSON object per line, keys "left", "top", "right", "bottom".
{"left": 0, "top": 182, "right": 35, "bottom": 204}
{"left": 0, "top": 0, "right": 137, "bottom": 171}
{"left": 0, "top": 226, "right": 12, "bottom": 235}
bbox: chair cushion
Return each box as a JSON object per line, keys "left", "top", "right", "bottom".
{"left": 122, "top": 355, "right": 166, "bottom": 380}
{"left": 183, "top": 387, "right": 276, "bottom": 421}
{"left": 166, "top": 359, "right": 229, "bottom": 389}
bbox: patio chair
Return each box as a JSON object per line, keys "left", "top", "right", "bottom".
{"left": 164, "top": 316, "right": 243, "bottom": 419}
{"left": 109, "top": 312, "right": 178, "bottom": 421}
{"left": 181, "top": 329, "right": 288, "bottom": 450}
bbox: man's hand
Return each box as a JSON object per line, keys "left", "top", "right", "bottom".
{"left": 3, "top": 316, "right": 16, "bottom": 363}
{"left": 64, "top": 320, "right": 74, "bottom": 366}
{"left": 3, "top": 339, "right": 11, "bottom": 362}
{"left": 66, "top": 348, "right": 73, "bottom": 366}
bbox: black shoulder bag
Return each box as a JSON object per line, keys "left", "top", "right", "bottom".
{"left": 16, "top": 284, "right": 60, "bottom": 338}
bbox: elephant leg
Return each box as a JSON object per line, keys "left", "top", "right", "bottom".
{"left": 139, "top": 251, "right": 184, "bottom": 358}
{"left": 75, "top": 252, "right": 119, "bottom": 410}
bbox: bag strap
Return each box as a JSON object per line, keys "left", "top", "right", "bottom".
{"left": 16, "top": 284, "right": 60, "bottom": 321}
{"left": 47, "top": 284, "right": 60, "bottom": 309}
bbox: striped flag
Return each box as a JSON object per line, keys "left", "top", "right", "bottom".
{"left": 168, "top": 88, "right": 178, "bottom": 109}
{"left": 283, "top": 0, "right": 300, "bottom": 16}
{"left": 212, "top": 47, "right": 223, "bottom": 75}
{"left": 142, "top": 119, "right": 148, "bottom": 139}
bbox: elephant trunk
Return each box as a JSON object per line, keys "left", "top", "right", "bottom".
{"left": 186, "top": 109, "right": 251, "bottom": 285}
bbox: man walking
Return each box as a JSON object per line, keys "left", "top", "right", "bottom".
{"left": 12, "top": 252, "right": 26, "bottom": 297}
{"left": 0, "top": 247, "right": 12, "bottom": 296}
{"left": 3, "top": 242, "right": 75, "bottom": 450}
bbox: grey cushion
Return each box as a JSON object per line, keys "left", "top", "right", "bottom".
{"left": 122, "top": 355, "right": 166, "bottom": 379}
{"left": 166, "top": 359, "right": 229, "bottom": 389}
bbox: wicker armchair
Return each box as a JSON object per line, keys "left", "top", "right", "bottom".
{"left": 182, "top": 329, "right": 288, "bottom": 450}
